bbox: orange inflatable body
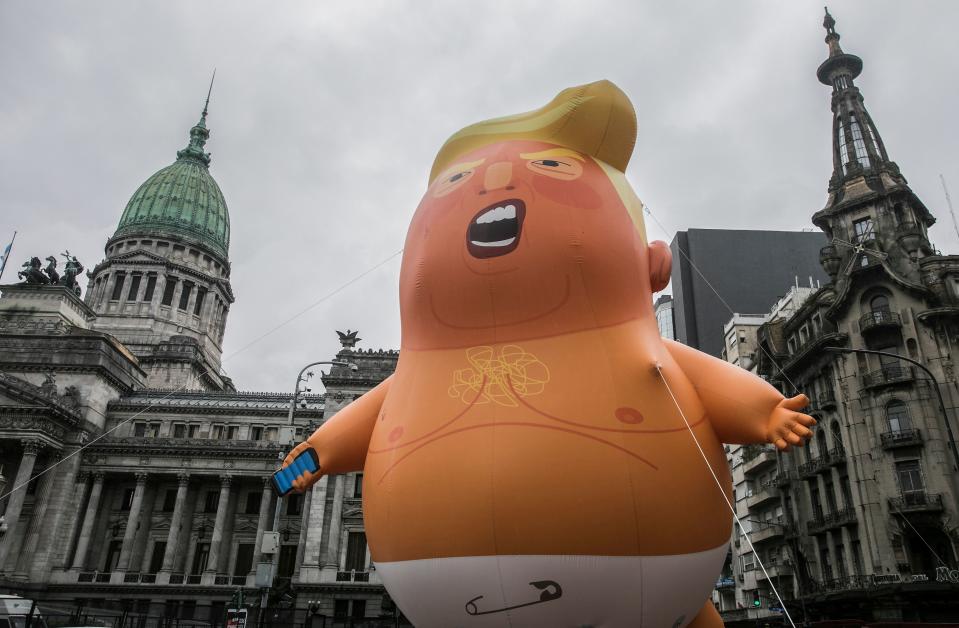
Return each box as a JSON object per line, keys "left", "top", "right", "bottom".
{"left": 283, "top": 81, "right": 814, "bottom": 628}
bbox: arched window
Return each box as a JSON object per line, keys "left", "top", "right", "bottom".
{"left": 831, "top": 420, "right": 844, "bottom": 450}
{"left": 870, "top": 294, "right": 891, "bottom": 324}
{"left": 849, "top": 114, "right": 871, "bottom": 169}
{"left": 837, "top": 117, "right": 850, "bottom": 174}
{"left": 886, "top": 401, "right": 912, "bottom": 432}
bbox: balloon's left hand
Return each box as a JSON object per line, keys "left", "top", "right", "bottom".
{"left": 766, "top": 394, "right": 816, "bottom": 451}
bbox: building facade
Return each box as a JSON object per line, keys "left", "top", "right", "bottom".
{"left": 654, "top": 293, "right": 675, "bottom": 340}
{"left": 0, "top": 99, "right": 398, "bottom": 625}
{"left": 670, "top": 229, "right": 828, "bottom": 357}
{"left": 719, "top": 10, "right": 959, "bottom": 625}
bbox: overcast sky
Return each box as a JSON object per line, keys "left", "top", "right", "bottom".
{"left": 2, "top": 1, "right": 958, "bottom": 393}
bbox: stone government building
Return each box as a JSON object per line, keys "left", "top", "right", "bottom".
{"left": 0, "top": 94, "right": 398, "bottom": 623}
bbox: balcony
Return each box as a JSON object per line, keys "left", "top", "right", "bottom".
{"left": 742, "top": 445, "right": 778, "bottom": 476}
{"left": 797, "top": 448, "right": 843, "bottom": 478}
{"left": 825, "top": 445, "right": 847, "bottom": 467}
{"left": 774, "top": 470, "right": 796, "bottom": 488}
{"left": 862, "top": 365, "right": 914, "bottom": 389}
{"left": 889, "top": 491, "right": 944, "bottom": 514}
{"left": 336, "top": 570, "right": 371, "bottom": 582}
{"left": 756, "top": 563, "right": 794, "bottom": 581}
{"left": 746, "top": 482, "right": 781, "bottom": 510}
{"left": 808, "top": 508, "right": 858, "bottom": 534}
{"left": 750, "top": 520, "right": 796, "bottom": 545}
{"left": 859, "top": 309, "right": 902, "bottom": 335}
{"left": 880, "top": 428, "right": 923, "bottom": 449}
{"left": 818, "top": 390, "right": 837, "bottom": 410}
{"left": 783, "top": 327, "right": 848, "bottom": 373}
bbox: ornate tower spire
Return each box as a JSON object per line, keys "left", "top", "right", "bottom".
{"left": 816, "top": 7, "right": 895, "bottom": 191}
{"left": 176, "top": 71, "right": 216, "bottom": 166}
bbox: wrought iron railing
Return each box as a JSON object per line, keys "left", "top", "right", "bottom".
{"left": 862, "top": 365, "right": 914, "bottom": 388}
{"left": 859, "top": 308, "right": 901, "bottom": 332}
{"left": 880, "top": 428, "right": 923, "bottom": 449}
{"left": 889, "top": 491, "right": 943, "bottom": 513}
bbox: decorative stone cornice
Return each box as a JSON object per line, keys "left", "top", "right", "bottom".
{"left": 86, "top": 436, "right": 284, "bottom": 460}
{"left": 0, "top": 372, "right": 82, "bottom": 426}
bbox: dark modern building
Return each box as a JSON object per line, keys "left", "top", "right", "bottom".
{"left": 670, "top": 228, "right": 829, "bottom": 357}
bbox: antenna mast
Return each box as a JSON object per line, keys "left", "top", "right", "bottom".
{"left": 940, "top": 174, "right": 959, "bottom": 243}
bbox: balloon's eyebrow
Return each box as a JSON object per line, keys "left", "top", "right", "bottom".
{"left": 519, "top": 148, "right": 584, "bottom": 162}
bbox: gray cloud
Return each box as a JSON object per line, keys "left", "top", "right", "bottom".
{"left": 2, "top": 1, "right": 957, "bottom": 392}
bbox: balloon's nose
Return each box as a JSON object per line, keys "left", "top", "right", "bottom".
{"left": 483, "top": 161, "right": 513, "bottom": 192}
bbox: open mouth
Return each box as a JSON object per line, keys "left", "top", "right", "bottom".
{"left": 467, "top": 199, "right": 526, "bottom": 259}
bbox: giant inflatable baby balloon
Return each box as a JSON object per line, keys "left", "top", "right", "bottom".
{"left": 279, "top": 81, "right": 815, "bottom": 627}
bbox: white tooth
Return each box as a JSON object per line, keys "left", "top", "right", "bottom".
{"left": 477, "top": 211, "right": 494, "bottom": 224}
{"left": 471, "top": 237, "right": 516, "bottom": 247}
{"left": 504, "top": 204, "right": 516, "bottom": 219}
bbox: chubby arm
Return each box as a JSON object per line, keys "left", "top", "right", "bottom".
{"left": 664, "top": 339, "right": 815, "bottom": 449}
{"left": 283, "top": 375, "right": 392, "bottom": 492}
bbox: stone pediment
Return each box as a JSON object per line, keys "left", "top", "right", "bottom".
{"left": 0, "top": 372, "right": 83, "bottom": 426}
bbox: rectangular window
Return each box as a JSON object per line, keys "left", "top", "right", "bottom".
{"left": 334, "top": 600, "right": 349, "bottom": 618}
{"left": 147, "top": 422, "right": 161, "bottom": 438}
{"left": 345, "top": 531, "right": 367, "bottom": 572}
{"left": 178, "top": 281, "right": 194, "bottom": 311}
{"left": 245, "top": 491, "right": 262, "bottom": 515}
{"left": 286, "top": 493, "right": 303, "bottom": 516}
{"left": 191, "top": 543, "right": 210, "bottom": 574}
{"left": 354, "top": 474, "right": 363, "bottom": 498}
{"left": 161, "top": 277, "right": 178, "bottom": 306}
{"left": 895, "top": 460, "right": 924, "bottom": 494}
{"left": 741, "top": 551, "right": 755, "bottom": 572}
{"left": 850, "top": 115, "right": 871, "bottom": 169}
{"left": 173, "top": 424, "right": 186, "bottom": 438}
{"left": 204, "top": 490, "right": 220, "bottom": 513}
{"left": 853, "top": 217, "right": 875, "bottom": 243}
{"left": 111, "top": 272, "right": 126, "bottom": 300}
{"left": 149, "top": 541, "right": 167, "bottom": 574}
{"left": 133, "top": 422, "right": 146, "bottom": 437}
{"left": 250, "top": 426, "right": 264, "bottom": 441}
{"left": 351, "top": 599, "right": 366, "bottom": 619}
{"left": 104, "top": 540, "right": 123, "bottom": 572}
{"left": 233, "top": 543, "right": 255, "bottom": 576}
{"left": 211, "top": 425, "right": 224, "bottom": 440}
{"left": 194, "top": 287, "right": 207, "bottom": 315}
{"left": 227, "top": 425, "right": 238, "bottom": 440}
{"left": 162, "top": 489, "right": 177, "bottom": 512}
{"left": 121, "top": 488, "right": 135, "bottom": 511}
{"left": 143, "top": 274, "right": 157, "bottom": 301}
{"left": 188, "top": 424, "right": 199, "bottom": 438}
{"left": 127, "top": 273, "right": 142, "bottom": 300}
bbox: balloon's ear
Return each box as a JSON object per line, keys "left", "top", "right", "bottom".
{"left": 648, "top": 240, "right": 672, "bottom": 292}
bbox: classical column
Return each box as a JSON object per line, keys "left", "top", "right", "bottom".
{"left": 322, "top": 475, "right": 346, "bottom": 572}
{"left": 298, "top": 476, "right": 329, "bottom": 583}
{"left": 0, "top": 440, "right": 41, "bottom": 570}
{"left": 250, "top": 477, "right": 274, "bottom": 573}
{"left": 293, "top": 488, "right": 313, "bottom": 575}
{"left": 159, "top": 473, "right": 190, "bottom": 575}
{"left": 116, "top": 473, "right": 148, "bottom": 572}
{"left": 204, "top": 476, "right": 232, "bottom": 575}
{"left": 71, "top": 472, "right": 105, "bottom": 570}
{"left": 18, "top": 451, "right": 61, "bottom": 573}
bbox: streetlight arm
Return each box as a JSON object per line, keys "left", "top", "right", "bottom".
{"left": 824, "top": 347, "right": 959, "bottom": 471}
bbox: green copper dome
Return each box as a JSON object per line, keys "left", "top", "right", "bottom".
{"left": 114, "top": 102, "right": 230, "bottom": 259}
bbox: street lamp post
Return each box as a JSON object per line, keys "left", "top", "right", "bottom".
{"left": 258, "top": 360, "right": 355, "bottom": 620}
{"left": 823, "top": 347, "right": 959, "bottom": 472}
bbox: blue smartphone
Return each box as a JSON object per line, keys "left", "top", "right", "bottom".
{"left": 272, "top": 448, "right": 320, "bottom": 496}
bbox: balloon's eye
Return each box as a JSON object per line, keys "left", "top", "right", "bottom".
{"left": 433, "top": 168, "right": 475, "bottom": 197}
{"left": 527, "top": 158, "right": 583, "bottom": 180}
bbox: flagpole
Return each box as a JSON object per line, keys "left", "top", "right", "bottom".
{"left": 0, "top": 231, "right": 17, "bottom": 282}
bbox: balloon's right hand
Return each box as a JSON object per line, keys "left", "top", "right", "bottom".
{"left": 273, "top": 441, "right": 321, "bottom": 496}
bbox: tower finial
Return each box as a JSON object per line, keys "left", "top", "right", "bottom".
{"left": 823, "top": 7, "right": 836, "bottom": 36}
{"left": 203, "top": 69, "right": 216, "bottom": 119}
